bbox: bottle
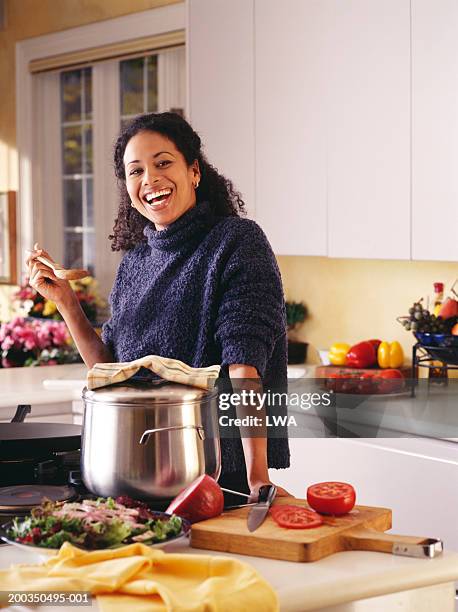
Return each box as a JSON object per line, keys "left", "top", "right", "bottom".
{"left": 433, "top": 282, "right": 444, "bottom": 317}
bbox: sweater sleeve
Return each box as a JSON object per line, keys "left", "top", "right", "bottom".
{"left": 214, "top": 221, "right": 286, "bottom": 378}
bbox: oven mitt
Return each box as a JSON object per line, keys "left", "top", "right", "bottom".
{"left": 0, "top": 542, "right": 278, "bottom": 612}
{"left": 86, "top": 355, "right": 221, "bottom": 391}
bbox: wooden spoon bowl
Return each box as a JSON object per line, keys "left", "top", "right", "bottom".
{"left": 36, "top": 255, "right": 89, "bottom": 281}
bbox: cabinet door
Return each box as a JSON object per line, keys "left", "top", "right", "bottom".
{"left": 255, "top": 0, "right": 328, "bottom": 255}
{"left": 411, "top": 0, "right": 458, "bottom": 261}
{"left": 187, "top": 0, "right": 255, "bottom": 217}
{"left": 327, "top": 0, "right": 411, "bottom": 259}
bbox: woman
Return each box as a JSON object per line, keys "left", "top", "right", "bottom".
{"left": 26, "top": 112, "right": 290, "bottom": 502}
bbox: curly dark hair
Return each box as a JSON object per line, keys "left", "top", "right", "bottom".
{"left": 109, "top": 112, "right": 246, "bottom": 250}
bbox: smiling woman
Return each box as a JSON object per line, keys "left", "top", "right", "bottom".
{"left": 26, "top": 112, "right": 290, "bottom": 502}
{"left": 124, "top": 130, "right": 199, "bottom": 229}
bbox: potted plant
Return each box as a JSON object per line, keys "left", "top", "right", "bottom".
{"left": 286, "top": 301, "right": 308, "bottom": 364}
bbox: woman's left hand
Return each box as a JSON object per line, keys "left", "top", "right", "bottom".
{"left": 248, "top": 481, "right": 291, "bottom": 503}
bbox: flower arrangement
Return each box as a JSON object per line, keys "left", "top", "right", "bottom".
{"left": 0, "top": 317, "right": 81, "bottom": 368}
{"left": 14, "top": 276, "right": 106, "bottom": 323}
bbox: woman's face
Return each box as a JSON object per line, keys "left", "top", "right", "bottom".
{"left": 123, "top": 130, "right": 200, "bottom": 230}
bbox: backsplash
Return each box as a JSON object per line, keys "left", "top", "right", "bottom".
{"left": 278, "top": 256, "right": 458, "bottom": 362}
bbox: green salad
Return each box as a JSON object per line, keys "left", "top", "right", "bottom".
{"left": 7, "top": 496, "right": 183, "bottom": 550}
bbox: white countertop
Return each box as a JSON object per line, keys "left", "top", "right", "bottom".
{"left": 1, "top": 540, "right": 457, "bottom": 611}
{"left": 0, "top": 364, "right": 87, "bottom": 415}
{"left": 0, "top": 363, "right": 308, "bottom": 412}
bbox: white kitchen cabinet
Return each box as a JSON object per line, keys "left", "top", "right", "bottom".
{"left": 270, "top": 437, "right": 458, "bottom": 552}
{"left": 411, "top": 0, "right": 458, "bottom": 261}
{"left": 187, "top": 0, "right": 255, "bottom": 217}
{"left": 188, "top": 1, "right": 448, "bottom": 261}
{"left": 326, "top": 0, "right": 411, "bottom": 259}
{"left": 255, "top": 0, "right": 411, "bottom": 259}
{"left": 255, "top": 0, "right": 327, "bottom": 255}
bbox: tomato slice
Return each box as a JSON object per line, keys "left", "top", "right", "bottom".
{"left": 270, "top": 505, "right": 324, "bottom": 529}
{"left": 307, "top": 482, "right": 356, "bottom": 516}
{"left": 165, "top": 474, "right": 224, "bottom": 523}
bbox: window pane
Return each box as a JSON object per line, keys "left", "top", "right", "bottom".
{"left": 147, "top": 55, "right": 158, "bottom": 112}
{"left": 83, "top": 67, "right": 92, "bottom": 120}
{"left": 84, "top": 125, "right": 93, "bottom": 173}
{"left": 86, "top": 178, "right": 93, "bottom": 227}
{"left": 83, "top": 232, "right": 95, "bottom": 275}
{"left": 120, "top": 57, "right": 144, "bottom": 115}
{"left": 61, "top": 70, "right": 82, "bottom": 122}
{"left": 62, "top": 125, "right": 82, "bottom": 174}
{"left": 64, "top": 231, "right": 83, "bottom": 270}
{"left": 63, "top": 179, "right": 82, "bottom": 227}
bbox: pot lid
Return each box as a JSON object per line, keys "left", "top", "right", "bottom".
{"left": 82, "top": 380, "right": 217, "bottom": 405}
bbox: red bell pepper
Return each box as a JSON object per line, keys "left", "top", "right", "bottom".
{"left": 345, "top": 341, "right": 377, "bottom": 368}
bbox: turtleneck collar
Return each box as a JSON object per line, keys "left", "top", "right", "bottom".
{"left": 143, "top": 201, "right": 215, "bottom": 252}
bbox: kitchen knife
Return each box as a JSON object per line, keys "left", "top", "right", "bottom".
{"left": 247, "top": 484, "right": 277, "bottom": 532}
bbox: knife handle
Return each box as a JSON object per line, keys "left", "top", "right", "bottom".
{"left": 258, "top": 484, "right": 277, "bottom": 504}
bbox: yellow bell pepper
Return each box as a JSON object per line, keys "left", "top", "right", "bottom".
{"left": 377, "top": 341, "right": 404, "bottom": 369}
{"left": 328, "top": 343, "right": 350, "bottom": 366}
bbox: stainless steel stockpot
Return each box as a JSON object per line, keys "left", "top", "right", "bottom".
{"left": 81, "top": 381, "right": 221, "bottom": 500}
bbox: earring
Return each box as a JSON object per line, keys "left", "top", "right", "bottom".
{"left": 194, "top": 180, "right": 200, "bottom": 189}
{"left": 130, "top": 202, "right": 135, "bottom": 208}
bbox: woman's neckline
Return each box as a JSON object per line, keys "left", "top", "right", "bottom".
{"left": 143, "top": 200, "right": 214, "bottom": 252}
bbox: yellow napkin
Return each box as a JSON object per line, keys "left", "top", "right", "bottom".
{"left": 0, "top": 543, "right": 278, "bottom": 611}
{"left": 87, "top": 355, "right": 221, "bottom": 391}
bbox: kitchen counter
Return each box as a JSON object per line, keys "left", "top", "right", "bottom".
{"left": 0, "top": 364, "right": 87, "bottom": 421}
{"left": 0, "top": 541, "right": 457, "bottom": 611}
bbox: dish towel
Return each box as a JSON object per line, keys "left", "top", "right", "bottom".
{"left": 87, "top": 355, "right": 221, "bottom": 391}
{"left": 0, "top": 542, "right": 278, "bottom": 612}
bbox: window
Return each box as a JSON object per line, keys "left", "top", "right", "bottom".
{"left": 120, "top": 56, "right": 158, "bottom": 125}
{"left": 32, "top": 45, "right": 185, "bottom": 302}
{"left": 60, "top": 68, "right": 94, "bottom": 272}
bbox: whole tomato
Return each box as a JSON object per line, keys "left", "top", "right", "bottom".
{"left": 373, "top": 369, "right": 405, "bottom": 394}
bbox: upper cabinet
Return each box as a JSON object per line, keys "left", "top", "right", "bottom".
{"left": 326, "top": 0, "right": 411, "bottom": 259}
{"left": 411, "top": 0, "right": 458, "bottom": 261}
{"left": 188, "top": 0, "right": 457, "bottom": 262}
{"left": 187, "top": 0, "right": 255, "bottom": 217}
{"left": 255, "top": 0, "right": 327, "bottom": 256}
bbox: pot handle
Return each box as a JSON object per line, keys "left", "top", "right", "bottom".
{"left": 139, "top": 425, "right": 205, "bottom": 445}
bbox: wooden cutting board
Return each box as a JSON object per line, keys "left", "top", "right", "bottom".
{"left": 190, "top": 498, "right": 435, "bottom": 562}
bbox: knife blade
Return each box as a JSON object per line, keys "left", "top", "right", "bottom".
{"left": 247, "top": 484, "right": 277, "bottom": 532}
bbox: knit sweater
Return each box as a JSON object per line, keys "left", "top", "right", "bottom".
{"left": 102, "top": 201, "right": 290, "bottom": 474}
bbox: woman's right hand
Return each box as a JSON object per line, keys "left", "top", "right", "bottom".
{"left": 25, "top": 243, "right": 76, "bottom": 310}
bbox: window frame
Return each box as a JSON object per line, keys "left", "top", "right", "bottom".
{"left": 16, "top": 3, "right": 186, "bottom": 287}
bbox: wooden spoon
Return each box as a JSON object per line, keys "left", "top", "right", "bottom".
{"left": 36, "top": 255, "right": 89, "bottom": 281}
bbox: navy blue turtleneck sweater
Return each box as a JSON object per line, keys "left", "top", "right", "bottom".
{"left": 102, "top": 202, "right": 290, "bottom": 473}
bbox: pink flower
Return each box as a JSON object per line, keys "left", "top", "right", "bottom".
{"left": 0, "top": 317, "right": 70, "bottom": 355}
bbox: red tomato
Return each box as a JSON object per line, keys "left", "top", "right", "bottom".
{"left": 165, "top": 474, "right": 224, "bottom": 523}
{"left": 307, "top": 482, "right": 356, "bottom": 515}
{"left": 356, "top": 372, "right": 376, "bottom": 394}
{"left": 373, "top": 369, "right": 405, "bottom": 394}
{"left": 270, "top": 505, "right": 324, "bottom": 529}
